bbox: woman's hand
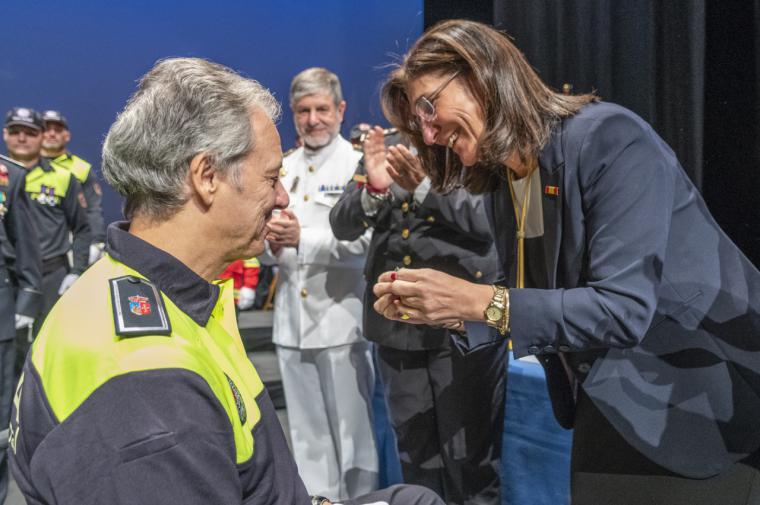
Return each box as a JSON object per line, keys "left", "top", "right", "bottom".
{"left": 386, "top": 144, "right": 425, "bottom": 192}
{"left": 372, "top": 268, "right": 493, "bottom": 325}
{"left": 363, "top": 126, "right": 394, "bottom": 191}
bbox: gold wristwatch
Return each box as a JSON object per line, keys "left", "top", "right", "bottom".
{"left": 484, "top": 285, "right": 508, "bottom": 335}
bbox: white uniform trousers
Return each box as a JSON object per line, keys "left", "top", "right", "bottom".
{"left": 277, "top": 341, "right": 378, "bottom": 500}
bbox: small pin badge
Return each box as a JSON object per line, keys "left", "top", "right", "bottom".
{"left": 544, "top": 185, "right": 560, "bottom": 197}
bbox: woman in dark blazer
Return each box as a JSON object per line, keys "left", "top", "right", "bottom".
{"left": 373, "top": 19, "right": 760, "bottom": 504}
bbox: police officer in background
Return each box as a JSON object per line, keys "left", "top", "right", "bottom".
{"left": 2, "top": 108, "right": 90, "bottom": 340}
{"left": 41, "top": 110, "right": 106, "bottom": 264}
{"left": 261, "top": 67, "right": 377, "bottom": 500}
{"left": 330, "top": 126, "right": 508, "bottom": 505}
{"left": 0, "top": 153, "right": 41, "bottom": 504}
{"left": 8, "top": 56, "right": 442, "bottom": 505}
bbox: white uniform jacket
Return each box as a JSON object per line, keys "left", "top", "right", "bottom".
{"left": 265, "top": 135, "right": 369, "bottom": 349}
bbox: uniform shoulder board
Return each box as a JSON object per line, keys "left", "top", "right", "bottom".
{"left": 109, "top": 275, "right": 172, "bottom": 337}
{"left": 71, "top": 157, "right": 91, "bottom": 171}
{"left": 283, "top": 147, "right": 297, "bottom": 158}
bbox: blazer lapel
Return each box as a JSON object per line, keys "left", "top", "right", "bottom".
{"left": 538, "top": 125, "right": 565, "bottom": 289}
{"left": 489, "top": 176, "right": 515, "bottom": 283}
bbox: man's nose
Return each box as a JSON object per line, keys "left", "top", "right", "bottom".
{"left": 307, "top": 110, "right": 320, "bottom": 126}
{"left": 275, "top": 180, "right": 290, "bottom": 208}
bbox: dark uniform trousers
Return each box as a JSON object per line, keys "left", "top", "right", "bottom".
{"left": 330, "top": 156, "right": 506, "bottom": 505}
{"left": 376, "top": 340, "right": 507, "bottom": 505}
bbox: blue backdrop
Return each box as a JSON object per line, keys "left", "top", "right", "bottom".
{"left": 0, "top": 0, "right": 423, "bottom": 224}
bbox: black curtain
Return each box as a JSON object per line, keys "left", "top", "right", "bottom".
{"left": 425, "top": 0, "right": 760, "bottom": 266}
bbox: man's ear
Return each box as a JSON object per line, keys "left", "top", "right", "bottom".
{"left": 188, "top": 152, "right": 218, "bottom": 207}
{"left": 337, "top": 100, "right": 347, "bottom": 123}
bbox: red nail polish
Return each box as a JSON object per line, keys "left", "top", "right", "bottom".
{"left": 390, "top": 272, "right": 397, "bottom": 281}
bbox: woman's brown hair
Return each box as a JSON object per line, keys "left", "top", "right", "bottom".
{"left": 381, "top": 19, "right": 597, "bottom": 193}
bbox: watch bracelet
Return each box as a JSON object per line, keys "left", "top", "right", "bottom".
{"left": 502, "top": 288, "right": 510, "bottom": 335}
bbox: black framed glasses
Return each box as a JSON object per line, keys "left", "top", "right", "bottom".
{"left": 412, "top": 71, "right": 460, "bottom": 129}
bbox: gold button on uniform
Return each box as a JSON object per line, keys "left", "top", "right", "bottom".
{"left": 308, "top": 165, "right": 315, "bottom": 173}
{"left": 426, "top": 216, "right": 435, "bottom": 223}
{"left": 402, "top": 255, "right": 412, "bottom": 266}
{"left": 300, "top": 288, "right": 308, "bottom": 298}
{"left": 475, "top": 271, "right": 483, "bottom": 279}
{"left": 401, "top": 202, "right": 409, "bottom": 213}
{"left": 401, "top": 228, "right": 410, "bottom": 239}
{"left": 303, "top": 194, "right": 310, "bottom": 202}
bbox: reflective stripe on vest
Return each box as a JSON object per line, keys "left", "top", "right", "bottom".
{"left": 25, "top": 164, "right": 71, "bottom": 206}
{"left": 52, "top": 154, "right": 91, "bottom": 184}
{"left": 31, "top": 255, "right": 263, "bottom": 464}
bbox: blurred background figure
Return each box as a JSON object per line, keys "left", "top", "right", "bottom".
{"left": 0, "top": 153, "right": 41, "bottom": 504}
{"left": 330, "top": 125, "right": 507, "bottom": 505}
{"left": 261, "top": 68, "right": 378, "bottom": 500}
{"left": 41, "top": 110, "right": 106, "bottom": 264}
{"left": 218, "top": 257, "right": 261, "bottom": 312}
{"left": 2, "top": 107, "right": 90, "bottom": 360}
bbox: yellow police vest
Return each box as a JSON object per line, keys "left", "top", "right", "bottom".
{"left": 51, "top": 154, "right": 91, "bottom": 184}
{"left": 30, "top": 255, "right": 264, "bottom": 464}
{"left": 25, "top": 163, "right": 71, "bottom": 206}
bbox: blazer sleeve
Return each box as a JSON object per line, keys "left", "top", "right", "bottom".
{"left": 329, "top": 158, "right": 379, "bottom": 241}
{"left": 4, "top": 167, "right": 42, "bottom": 317}
{"left": 510, "top": 111, "right": 675, "bottom": 358}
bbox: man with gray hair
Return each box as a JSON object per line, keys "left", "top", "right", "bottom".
{"left": 261, "top": 67, "right": 377, "bottom": 500}
{"left": 8, "top": 57, "right": 441, "bottom": 505}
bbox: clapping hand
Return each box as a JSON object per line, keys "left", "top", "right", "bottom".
{"left": 386, "top": 144, "right": 425, "bottom": 193}
{"left": 363, "top": 126, "right": 394, "bottom": 192}
{"left": 266, "top": 209, "right": 301, "bottom": 253}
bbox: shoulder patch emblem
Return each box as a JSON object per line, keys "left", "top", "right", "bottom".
{"left": 109, "top": 275, "right": 171, "bottom": 337}
{"left": 225, "top": 373, "right": 247, "bottom": 424}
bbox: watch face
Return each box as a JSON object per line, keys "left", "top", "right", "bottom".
{"left": 486, "top": 306, "right": 503, "bottom": 321}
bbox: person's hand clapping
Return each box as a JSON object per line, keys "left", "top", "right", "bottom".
{"left": 363, "top": 126, "right": 394, "bottom": 192}
{"left": 386, "top": 144, "right": 425, "bottom": 193}
{"left": 266, "top": 209, "right": 301, "bottom": 251}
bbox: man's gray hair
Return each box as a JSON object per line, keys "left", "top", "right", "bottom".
{"left": 289, "top": 67, "right": 343, "bottom": 107}
{"left": 102, "top": 57, "right": 281, "bottom": 221}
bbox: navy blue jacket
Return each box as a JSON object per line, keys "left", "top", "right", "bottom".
{"left": 497, "top": 102, "right": 760, "bottom": 478}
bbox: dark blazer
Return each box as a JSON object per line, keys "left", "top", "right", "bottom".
{"left": 330, "top": 158, "right": 500, "bottom": 350}
{"left": 499, "top": 102, "right": 760, "bottom": 478}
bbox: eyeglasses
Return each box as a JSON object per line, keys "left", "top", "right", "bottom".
{"left": 412, "top": 71, "right": 460, "bottom": 129}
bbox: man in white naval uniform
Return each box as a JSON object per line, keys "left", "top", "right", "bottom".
{"left": 261, "top": 67, "right": 377, "bottom": 501}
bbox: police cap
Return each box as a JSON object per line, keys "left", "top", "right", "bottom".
{"left": 4, "top": 107, "right": 44, "bottom": 131}
{"left": 42, "top": 110, "right": 69, "bottom": 129}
